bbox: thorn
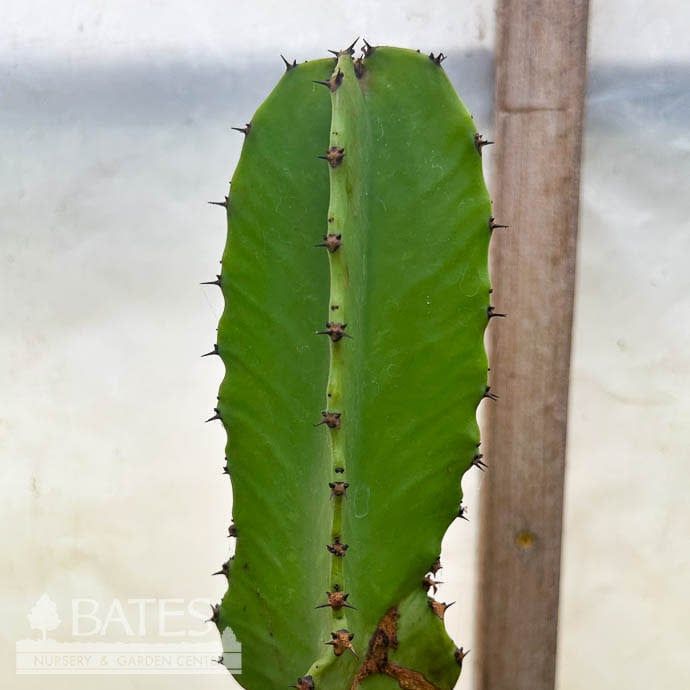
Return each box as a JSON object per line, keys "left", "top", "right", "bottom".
{"left": 458, "top": 504, "right": 469, "bottom": 521}
{"left": 222, "top": 465, "right": 230, "bottom": 475}
{"left": 315, "top": 411, "right": 341, "bottom": 429}
{"left": 313, "top": 69, "right": 343, "bottom": 92}
{"left": 334, "top": 466, "right": 345, "bottom": 474}
{"left": 455, "top": 647, "right": 470, "bottom": 669}
{"left": 202, "top": 344, "right": 220, "bottom": 358}
{"left": 326, "top": 629, "right": 357, "bottom": 658}
{"left": 316, "top": 590, "right": 356, "bottom": 611}
{"left": 472, "top": 453, "right": 488, "bottom": 471}
{"left": 429, "top": 599, "right": 454, "bottom": 620}
{"left": 291, "top": 677, "right": 315, "bottom": 690}
{"left": 208, "top": 198, "right": 228, "bottom": 208}
{"left": 430, "top": 557, "right": 442, "bottom": 575}
{"left": 200, "top": 275, "right": 222, "bottom": 287}
{"left": 489, "top": 216, "right": 509, "bottom": 231}
{"left": 488, "top": 306, "right": 507, "bottom": 319}
{"left": 429, "top": 52, "right": 447, "bottom": 65}
{"left": 280, "top": 55, "right": 297, "bottom": 71}
{"left": 227, "top": 523, "right": 237, "bottom": 538}
{"left": 317, "top": 146, "right": 345, "bottom": 168}
{"left": 329, "top": 38, "right": 359, "bottom": 58}
{"left": 474, "top": 132, "right": 494, "bottom": 154}
{"left": 212, "top": 559, "right": 232, "bottom": 577}
{"left": 215, "top": 655, "right": 224, "bottom": 665}
{"left": 483, "top": 386, "right": 499, "bottom": 401}
{"left": 316, "top": 322, "right": 350, "bottom": 342}
{"left": 315, "top": 233, "right": 342, "bottom": 253}
{"left": 329, "top": 481, "right": 349, "bottom": 497}
{"left": 423, "top": 574, "right": 443, "bottom": 595}
{"left": 205, "top": 408, "right": 222, "bottom": 423}
{"left": 362, "top": 38, "right": 375, "bottom": 56}
{"left": 326, "top": 538, "right": 349, "bottom": 557}
{"left": 231, "top": 123, "right": 252, "bottom": 136}
{"left": 206, "top": 603, "right": 220, "bottom": 624}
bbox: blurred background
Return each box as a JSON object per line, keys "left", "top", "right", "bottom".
{"left": 1, "top": 2, "right": 688, "bottom": 689}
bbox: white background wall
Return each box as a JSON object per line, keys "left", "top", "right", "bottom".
{"left": 1, "top": 2, "right": 688, "bottom": 689}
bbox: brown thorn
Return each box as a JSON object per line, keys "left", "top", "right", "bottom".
{"left": 483, "top": 386, "right": 499, "bottom": 401}
{"left": 231, "top": 123, "right": 252, "bottom": 136}
{"left": 429, "top": 52, "right": 447, "bottom": 65}
{"left": 329, "top": 481, "right": 349, "bottom": 497}
{"left": 455, "top": 647, "right": 470, "bottom": 669}
{"left": 202, "top": 344, "right": 219, "bottom": 358}
{"left": 458, "top": 504, "right": 470, "bottom": 521}
{"left": 227, "top": 523, "right": 237, "bottom": 538}
{"left": 290, "top": 676, "right": 315, "bottom": 690}
{"left": 280, "top": 55, "right": 297, "bottom": 71}
{"left": 316, "top": 590, "right": 356, "bottom": 611}
{"left": 313, "top": 69, "right": 343, "bottom": 92}
{"left": 200, "top": 275, "right": 222, "bottom": 287}
{"left": 205, "top": 408, "right": 222, "bottom": 423}
{"left": 326, "top": 629, "right": 357, "bottom": 657}
{"left": 316, "top": 322, "right": 350, "bottom": 342}
{"left": 208, "top": 199, "right": 227, "bottom": 208}
{"left": 472, "top": 453, "right": 488, "bottom": 471}
{"left": 315, "top": 233, "right": 342, "bottom": 252}
{"left": 326, "top": 538, "right": 349, "bottom": 557}
{"left": 315, "top": 411, "right": 341, "bottom": 429}
{"left": 474, "top": 132, "right": 494, "bottom": 154}
{"left": 362, "top": 38, "right": 375, "bottom": 56}
{"left": 422, "top": 574, "right": 443, "bottom": 595}
{"left": 317, "top": 146, "right": 345, "bottom": 167}
{"left": 489, "top": 216, "right": 509, "bottom": 231}
{"left": 429, "top": 557, "right": 442, "bottom": 575}
{"left": 488, "top": 306, "right": 507, "bottom": 319}
{"left": 429, "top": 599, "right": 454, "bottom": 620}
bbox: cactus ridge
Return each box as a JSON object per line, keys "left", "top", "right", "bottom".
{"left": 208, "top": 41, "right": 495, "bottom": 690}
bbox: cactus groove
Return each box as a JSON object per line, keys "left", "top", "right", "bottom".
{"left": 209, "top": 42, "right": 494, "bottom": 690}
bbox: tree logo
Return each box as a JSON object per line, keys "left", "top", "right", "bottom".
{"left": 27, "top": 594, "right": 61, "bottom": 641}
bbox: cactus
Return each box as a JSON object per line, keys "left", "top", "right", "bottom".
{"left": 206, "top": 41, "right": 495, "bottom": 690}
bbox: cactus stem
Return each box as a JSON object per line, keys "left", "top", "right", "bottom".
{"left": 474, "top": 132, "right": 494, "bottom": 154}
{"left": 231, "top": 123, "right": 252, "bottom": 136}
{"left": 315, "top": 233, "right": 342, "bottom": 252}
{"left": 429, "top": 52, "right": 447, "bottom": 65}
{"left": 329, "top": 481, "right": 349, "bottom": 497}
{"left": 205, "top": 408, "right": 222, "bottom": 423}
{"left": 488, "top": 306, "right": 507, "bottom": 319}
{"left": 315, "top": 411, "right": 341, "bottom": 429}
{"left": 484, "top": 386, "right": 499, "bottom": 401}
{"left": 428, "top": 599, "right": 454, "bottom": 620}
{"left": 200, "top": 275, "right": 222, "bottom": 287}
{"left": 326, "top": 629, "right": 357, "bottom": 657}
{"left": 208, "top": 199, "right": 228, "bottom": 208}
{"left": 280, "top": 55, "right": 297, "bottom": 71}
{"left": 316, "top": 322, "right": 350, "bottom": 342}
{"left": 202, "top": 344, "right": 220, "bottom": 358}
{"left": 318, "top": 146, "right": 345, "bottom": 167}
{"left": 489, "top": 216, "right": 509, "bottom": 231}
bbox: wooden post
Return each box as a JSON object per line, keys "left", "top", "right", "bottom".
{"left": 475, "top": 2, "right": 590, "bottom": 689}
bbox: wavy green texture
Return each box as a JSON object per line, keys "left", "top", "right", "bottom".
{"left": 213, "top": 46, "right": 491, "bottom": 690}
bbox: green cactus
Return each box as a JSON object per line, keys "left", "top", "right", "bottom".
{"left": 206, "top": 41, "right": 495, "bottom": 690}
